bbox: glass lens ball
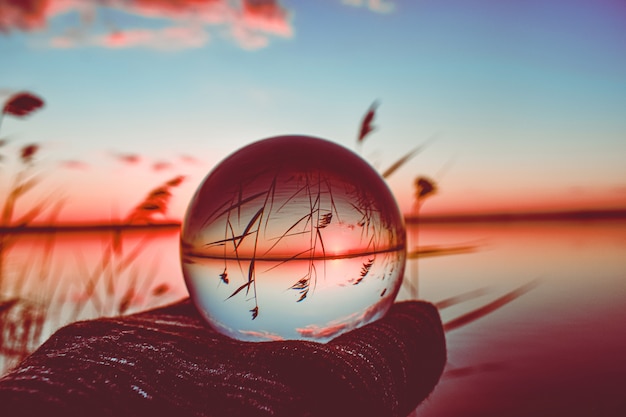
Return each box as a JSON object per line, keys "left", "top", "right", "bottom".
{"left": 181, "top": 135, "right": 406, "bottom": 342}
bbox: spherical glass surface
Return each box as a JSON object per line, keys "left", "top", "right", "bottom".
{"left": 181, "top": 136, "right": 406, "bottom": 342}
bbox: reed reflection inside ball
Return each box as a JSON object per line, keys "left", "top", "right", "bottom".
{"left": 181, "top": 135, "right": 406, "bottom": 342}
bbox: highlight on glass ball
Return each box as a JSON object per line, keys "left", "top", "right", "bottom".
{"left": 181, "top": 135, "right": 406, "bottom": 342}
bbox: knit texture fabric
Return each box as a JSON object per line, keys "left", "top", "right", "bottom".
{"left": 0, "top": 299, "right": 446, "bottom": 417}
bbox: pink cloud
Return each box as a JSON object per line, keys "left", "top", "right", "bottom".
{"left": 341, "top": 0, "right": 395, "bottom": 13}
{"left": 297, "top": 292, "right": 392, "bottom": 339}
{"left": 2, "top": 0, "right": 293, "bottom": 50}
{"left": 226, "top": 0, "right": 292, "bottom": 49}
{"left": 0, "top": 0, "right": 83, "bottom": 32}
{"left": 229, "top": 24, "right": 269, "bottom": 49}
{"left": 297, "top": 320, "right": 353, "bottom": 340}
{"left": 0, "top": 0, "right": 49, "bottom": 32}
{"left": 241, "top": 0, "right": 292, "bottom": 37}
{"left": 94, "top": 26, "right": 210, "bottom": 50}
{"left": 238, "top": 329, "right": 285, "bottom": 341}
{"left": 129, "top": 0, "right": 220, "bottom": 16}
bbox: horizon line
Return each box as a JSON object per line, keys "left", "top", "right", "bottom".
{"left": 2, "top": 208, "right": 626, "bottom": 233}
{"left": 407, "top": 207, "right": 626, "bottom": 224}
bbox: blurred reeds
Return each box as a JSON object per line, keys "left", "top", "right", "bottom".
{"left": 357, "top": 101, "right": 539, "bottom": 336}
{"left": 0, "top": 92, "right": 185, "bottom": 373}
{"left": 0, "top": 97, "right": 539, "bottom": 377}
{"left": 0, "top": 169, "right": 185, "bottom": 374}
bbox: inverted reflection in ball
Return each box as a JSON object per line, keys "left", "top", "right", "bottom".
{"left": 181, "top": 135, "right": 406, "bottom": 342}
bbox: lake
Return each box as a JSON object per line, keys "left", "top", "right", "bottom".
{"left": 1, "top": 220, "right": 625, "bottom": 415}
{"left": 404, "top": 220, "right": 626, "bottom": 417}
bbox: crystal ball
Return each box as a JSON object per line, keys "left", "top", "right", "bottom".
{"left": 181, "top": 135, "right": 406, "bottom": 342}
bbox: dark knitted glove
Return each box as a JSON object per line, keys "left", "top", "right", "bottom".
{"left": 0, "top": 299, "right": 446, "bottom": 417}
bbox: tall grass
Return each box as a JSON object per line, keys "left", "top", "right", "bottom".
{"left": 356, "top": 102, "right": 539, "bottom": 335}
{"left": 0, "top": 172, "right": 185, "bottom": 374}
{"left": 0, "top": 92, "right": 185, "bottom": 373}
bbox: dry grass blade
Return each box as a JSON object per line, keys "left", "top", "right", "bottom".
{"left": 70, "top": 250, "right": 106, "bottom": 320}
{"left": 118, "top": 267, "right": 138, "bottom": 315}
{"left": 434, "top": 287, "right": 491, "bottom": 309}
{"left": 226, "top": 281, "right": 252, "bottom": 300}
{"left": 10, "top": 175, "right": 40, "bottom": 198}
{"left": 414, "top": 176, "right": 437, "bottom": 200}
{"left": 381, "top": 135, "right": 437, "bottom": 179}
{"left": 2, "top": 92, "right": 44, "bottom": 117}
{"left": 7, "top": 242, "right": 38, "bottom": 296}
{"left": 246, "top": 259, "right": 255, "bottom": 292}
{"left": 381, "top": 138, "right": 435, "bottom": 179}
{"left": 261, "top": 248, "right": 314, "bottom": 273}
{"left": 152, "top": 283, "right": 170, "bottom": 297}
{"left": 0, "top": 299, "right": 20, "bottom": 315}
{"left": 262, "top": 177, "right": 277, "bottom": 232}
{"left": 204, "top": 230, "right": 256, "bottom": 247}
{"left": 200, "top": 199, "right": 230, "bottom": 229}
{"left": 401, "top": 274, "right": 418, "bottom": 295}
{"left": 290, "top": 273, "right": 310, "bottom": 302}
{"left": 443, "top": 279, "right": 541, "bottom": 332}
{"left": 133, "top": 255, "right": 161, "bottom": 310}
{"left": 357, "top": 100, "right": 379, "bottom": 144}
{"left": 444, "top": 362, "right": 507, "bottom": 379}
{"left": 407, "top": 244, "right": 477, "bottom": 259}
{"left": 14, "top": 194, "right": 65, "bottom": 228}
{"left": 219, "top": 270, "right": 228, "bottom": 284}
{"left": 126, "top": 175, "right": 184, "bottom": 224}
{"left": 354, "top": 257, "right": 374, "bottom": 285}
{"left": 317, "top": 212, "right": 332, "bottom": 229}
{"left": 0, "top": 299, "right": 46, "bottom": 367}
{"left": 165, "top": 175, "right": 185, "bottom": 187}
{"left": 315, "top": 228, "right": 326, "bottom": 257}
{"left": 274, "top": 182, "right": 309, "bottom": 214}
{"left": 225, "top": 260, "right": 255, "bottom": 300}
{"left": 213, "top": 191, "right": 266, "bottom": 221}
{"left": 1, "top": 158, "right": 60, "bottom": 228}
{"left": 1, "top": 175, "right": 27, "bottom": 225}
{"left": 262, "top": 211, "right": 312, "bottom": 255}
{"left": 114, "top": 234, "right": 153, "bottom": 276}
{"left": 20, "top": 144, "right": 39, "bottom": 164}
{"left": 235, "top": 208, "right": 263, "bottom": 250}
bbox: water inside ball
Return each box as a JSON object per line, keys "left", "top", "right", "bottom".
{"left": 181, "top": 135, "right": 406, "bottom": 342}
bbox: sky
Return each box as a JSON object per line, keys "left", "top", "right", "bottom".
{"left": 1, "top": 0, "right": 625, "bottom": 224}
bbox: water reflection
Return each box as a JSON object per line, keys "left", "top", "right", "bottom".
{"left": 184, "top": 250, "right": 403, "bottom": 342}
{"left": 1, "top": 219, "right": 625, "bottom": 416}
{"left": 403, "top": 220, "right": 626, "bottom": 417}
{"left": 0, "top": 227, "right": 187, "bottom": 373}
{"left": 181, "top": 136, "right": 406, "bottom": 341}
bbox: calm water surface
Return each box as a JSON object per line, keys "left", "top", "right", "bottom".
{"left": 403, "top": 220, "right": 626, "bottom": 417}
{"left": 1, "top": 220, "right": 625, "bottom": 415}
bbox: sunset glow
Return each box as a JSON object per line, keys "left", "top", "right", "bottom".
{"left": 1, "top": 0, "right": 625, "bottom": 225}
{"left": 2, "top": 3, "right": 626, "bottom": 415}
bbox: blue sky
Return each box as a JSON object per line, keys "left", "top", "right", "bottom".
{"left": 1, "top": 0, "right": 625, "bottom": 222}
